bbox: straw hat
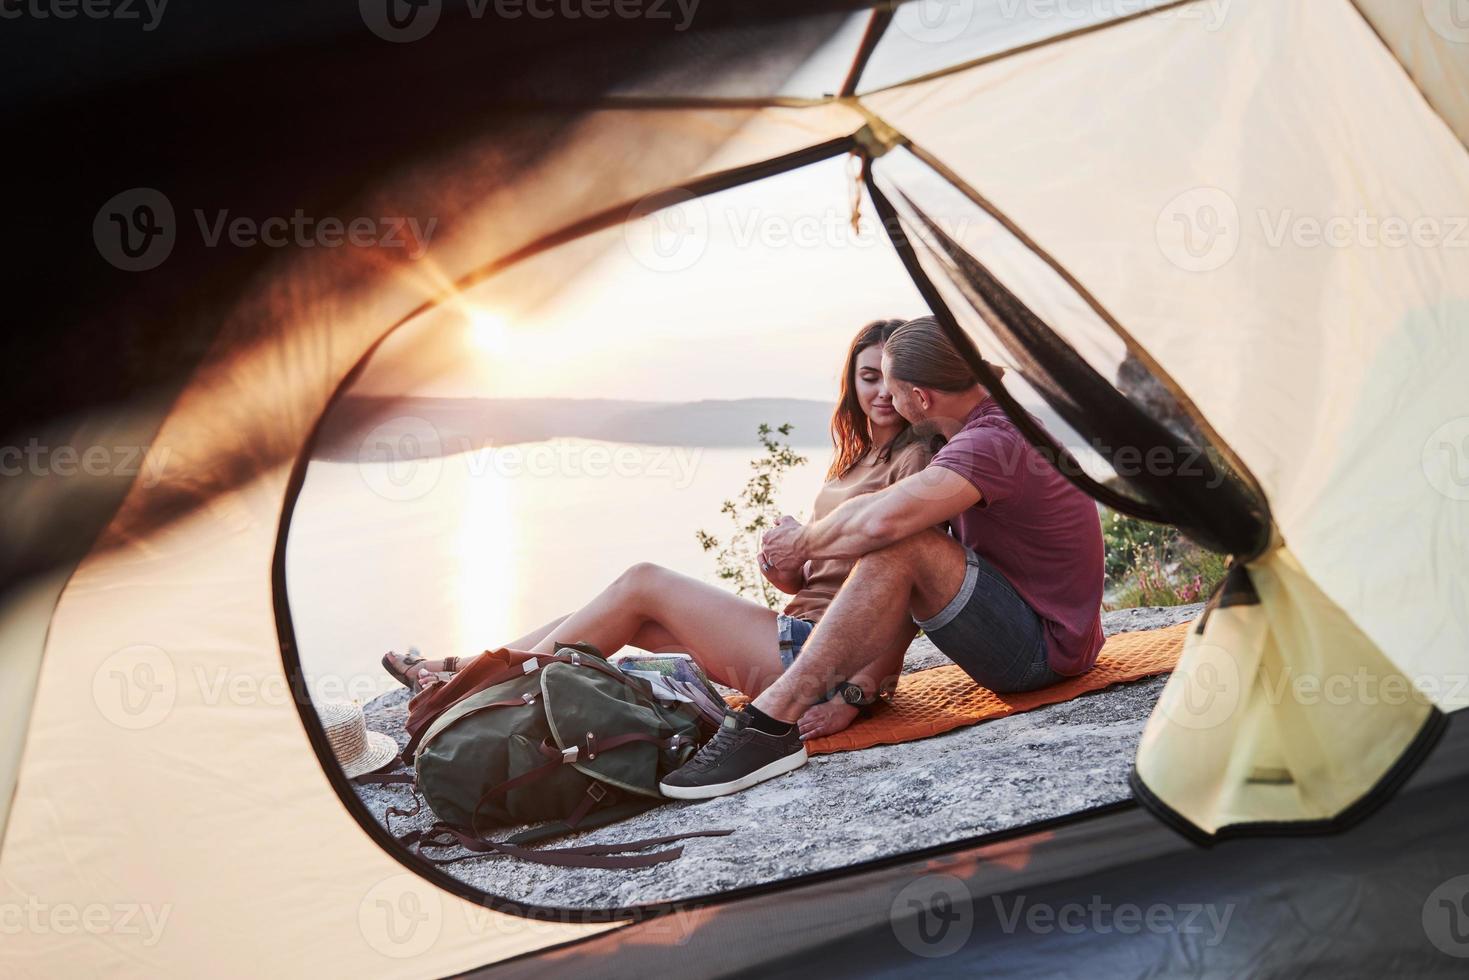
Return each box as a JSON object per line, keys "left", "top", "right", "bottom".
{"left": 318, "top": 701, "right": 399, "bottom": 778}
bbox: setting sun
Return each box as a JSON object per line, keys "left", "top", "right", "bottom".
{"left": 466, "top": 309, "right": 509, "bottom": 353}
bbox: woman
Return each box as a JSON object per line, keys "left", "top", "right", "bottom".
{"left": 384, "top": 318, "right": 946, "bottom": 740}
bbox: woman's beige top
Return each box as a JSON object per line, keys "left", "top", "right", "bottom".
{"left": 782, "top": 424, "right": 945, "bottom": 623}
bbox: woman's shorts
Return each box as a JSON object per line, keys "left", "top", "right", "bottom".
{"left": 775, "top": 614, "right": 817, "bottom": 669}
{"left": 913, "top": 546, "right": 1065, "bottom": 694}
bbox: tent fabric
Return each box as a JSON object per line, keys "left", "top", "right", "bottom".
{"left": 1352, "top": 0, "right": 1469, "bottom": 151}
{"left": 1135, "top": 546, "right": 1441, "bottom": 838}
{"left": 864, "top": 0, "right": 1469, "bottom": 708}
{"left": 854, "top": 0, "right": 1185, "bottom": 94}
{"left": 0, "top": 99, "right": 863, "bottom": 975}
{"left": 3, "top": 0, "right": 1468, "bottom": 973}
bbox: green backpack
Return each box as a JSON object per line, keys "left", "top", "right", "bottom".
{"left": 390, "top": 643, "right": 729, "bottom": 868}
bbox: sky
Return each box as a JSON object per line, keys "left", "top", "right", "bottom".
{"left": 346, "top": 0, "right": 1150, "bottom": 408}
{"left": 355, "top": 155, "right": 930, "bottom": 406}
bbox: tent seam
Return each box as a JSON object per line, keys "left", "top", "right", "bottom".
{"left": 857, "top": 0, "right": 1201, "bottom": 97}
{"left": 1344, "top": 0, "right": 1469, "bottom": 156}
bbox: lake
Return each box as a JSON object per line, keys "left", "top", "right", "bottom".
{"left": 284, "top": 439, "right": 828, "bottom": 700}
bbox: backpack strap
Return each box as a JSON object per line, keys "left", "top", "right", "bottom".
{"left": 404, "top": 689, "right": 542, "bottom": 757}
{"left": 403, "top": 821, "right": 735, "bottom": 870}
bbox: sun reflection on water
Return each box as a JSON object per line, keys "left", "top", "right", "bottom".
{"left": 452, "top": 449, "right": 517, "bottom": 652}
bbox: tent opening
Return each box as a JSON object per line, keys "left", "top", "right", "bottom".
{"left": 279, "top": 157, "right": 1219, "bottom": 916}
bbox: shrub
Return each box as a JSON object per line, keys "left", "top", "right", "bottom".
{"left": 696, "top": 423, "right": 808, "bottom": 611}
{"left": 1102, "top": 508, "right": 1229, "bottom": 609}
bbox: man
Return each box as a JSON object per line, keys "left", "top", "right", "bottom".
{"left": 659, "top": 316, "right": 1105, "bottom": 799}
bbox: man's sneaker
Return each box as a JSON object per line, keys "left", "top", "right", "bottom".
{"left": 659, "top": 709, "right": 807, "bottom": 800}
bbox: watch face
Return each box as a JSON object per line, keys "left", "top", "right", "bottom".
{"left": 841, "top": 683, "right": 865, "bottom": 705}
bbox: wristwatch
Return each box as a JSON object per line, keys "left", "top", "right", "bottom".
{"left": 832, "top": 681, "right": 879, "bottom": 708}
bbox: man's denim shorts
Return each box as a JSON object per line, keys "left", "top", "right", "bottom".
{"left": 914, "top": 546, "right": 1065, "bottom": 693}
{"left": 776, "top": 614, "right": 816, "bottom": 669}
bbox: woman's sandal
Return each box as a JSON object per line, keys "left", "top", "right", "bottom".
{"left": 382, "top": 649, "right": 460, "bottom": 692}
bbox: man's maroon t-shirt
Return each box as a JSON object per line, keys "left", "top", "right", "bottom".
{"left": 927, "top": 397, "right": 1105, "bottom": 675}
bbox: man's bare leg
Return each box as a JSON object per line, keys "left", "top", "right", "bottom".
{"left": 795, "top": 628, "right": 915, "bottom": 741}
{"left": 660, "top": 530, "right": 971, "bottom": 799}
{"left": 753, "top": 530, "right": 969, "bottom": 723}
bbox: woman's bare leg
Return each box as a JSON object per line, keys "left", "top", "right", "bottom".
{"left": 388, "top": 613, "right": 573, "bottom": 685}
{"left": 505, "top": 613, "right": 571, "bottom": 651}
{"left": 531, "top": 562, "right": 786, "bottom": 695}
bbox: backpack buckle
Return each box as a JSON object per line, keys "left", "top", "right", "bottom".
{"left": 560, "top": 745, "right": 579, "bottom": 763}
{"left": 521, "top": 692, "right": 536, "bottom": 704}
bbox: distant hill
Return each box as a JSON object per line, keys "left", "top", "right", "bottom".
{"left": 314, "top": 396, "right": 837, "bottom": 461}
{"left": 315, "top": 394, "right": 1080, "bottom": 462}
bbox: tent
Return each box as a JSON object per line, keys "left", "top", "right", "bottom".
{"left": 2, "top": 0, "right": 1467, "bottom": 974}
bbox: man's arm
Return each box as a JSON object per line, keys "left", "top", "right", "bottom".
{"left": 764, "top": 466, "right": 981, "bottom": 566}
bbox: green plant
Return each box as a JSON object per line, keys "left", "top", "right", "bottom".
{"left": 696, "top": 423, "right": 809, "bottom": 611}
{"left": 1101, "top": 507, "right": 1174, "bottom": 582}
{"left": 1102, "top": 507, "right": 1229, "bottom": 609}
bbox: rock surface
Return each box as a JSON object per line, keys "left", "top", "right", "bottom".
{"left": 353, "top": 604, "right": 1201, "bottom": 910}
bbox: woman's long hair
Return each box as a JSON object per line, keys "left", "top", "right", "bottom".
{"left": 827, "top": 319, "right": 910, "bottom": 480}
